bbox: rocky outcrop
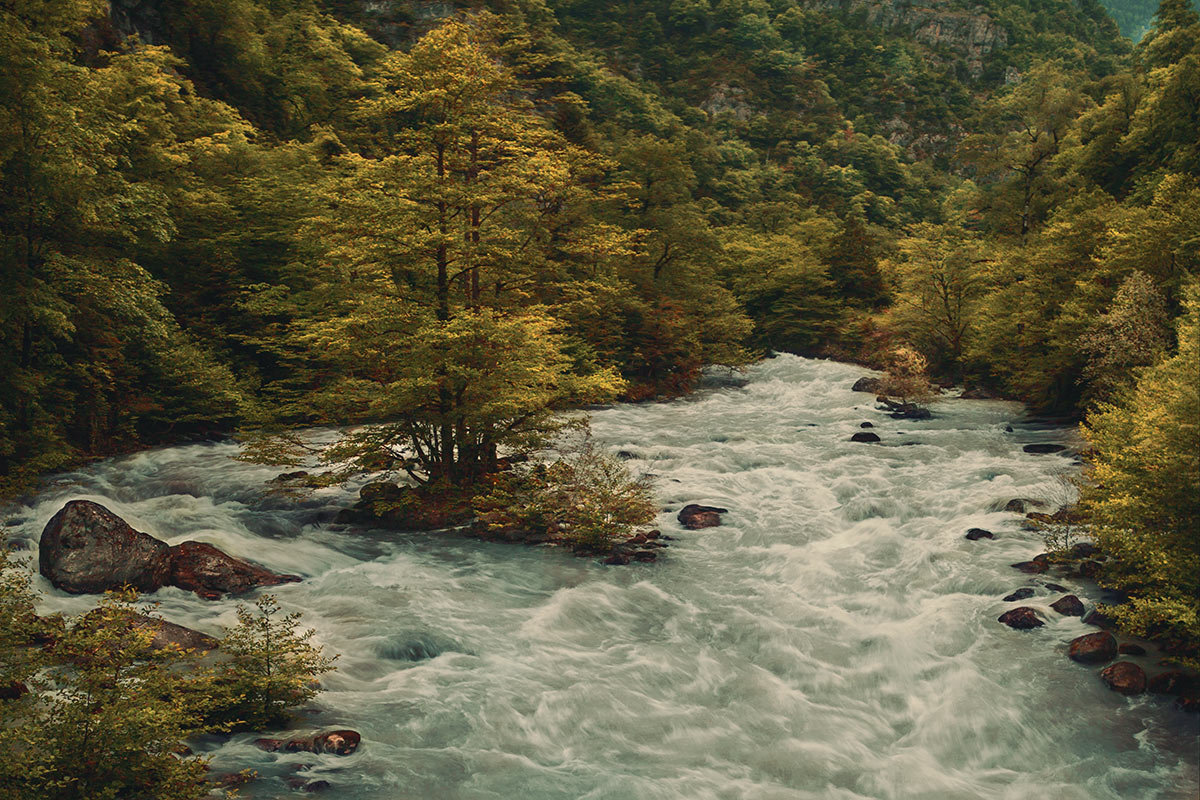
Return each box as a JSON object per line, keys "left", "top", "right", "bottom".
{"left": 1068, "top": 631, "right": 1117, "bottom": 664}
{"left": 39, "top": 501, "right": 172, "bottom": 594}
{"left": 998, "top": 607, "right": 1043, "bottom": 629}
{"left": 802, "top": 0, "right": 1007, "bottom": 77}
{"left": 1099, "top": 661, "right": 1146, "bottom": 695}
{"left": 39, "top": 500, "right": 299, "bottom": 600}
{"left": 169, "top": 541, "right": 300, "bottom": 601}
{"left": 677, "top": 504, "right": 727, "bottom": 530}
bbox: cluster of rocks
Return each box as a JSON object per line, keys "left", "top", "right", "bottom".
{"left": 38, "top": 500, "right": 300, "bottom": 600}
{"left": 973, "top": 498, "right": 1198, "bottom": 710}
{"left": 602, "top": 529, "right": 671, "bottom": 565}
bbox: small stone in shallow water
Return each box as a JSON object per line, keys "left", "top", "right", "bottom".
{"left": 860, "top": 422, "right": 874, "bottom": 428}
{"left": 1069, "top": 631, "right": 1117, "bottom": 664}
{"left": 965, "top": 528, "right": 994, "bottom": 540}
{"left": 1099, "top": 661, "right": 1146, "bottom": 695}
{"left": 1003, "top": 588, "right": 1035, "bottom": 602}
{"left": 850, "top": 432, "right": 881, "bottom": 443}
{"left": 1050, "top": 595, "right": 1085, "bottom": 616}
{"left": 998, "top": 607, "right": 1043, "bottom": 629}
{"left": 1043, "top": 583, "right": 1068, "bottom": 592}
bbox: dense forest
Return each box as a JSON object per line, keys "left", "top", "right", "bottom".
{"left": 1, "top": 0, "right": 1197, "bottom": 796}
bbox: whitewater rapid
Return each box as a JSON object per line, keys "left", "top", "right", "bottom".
{"left": 7, "top": 356, "right": 1198, "bottom": 799}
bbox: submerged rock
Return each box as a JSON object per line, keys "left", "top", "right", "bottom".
{"left": 965, "top": 528, "right": 994, "bottom": 540}
{"left": 1022, "top": 444, "right": 1067, "bottom": 455}
{"left": 677, "top": 504, "right": 727, "bottom": 530}
{"left": 998, "top": 607, "right": 1043, "bottom": 629}
{"left": 1069, "top": 631, "right": 1117, "bottom": 664}
{"left": 1050, "top": 595, "right": 1085, "bottom": 617}
{"left": 1011, "top": 560, "right": 1048, "bottom": 574}
{"left": 1099, "top": 662, "right": 1146, "bottom": 695}
{"left": 168, "top": 541, "right": 300, "bottom": 601}
{"left": 850, "top": 432, "right": 881, "bottom": 443}
{"left": 1117, "top": 643, "right": 1147, "bottom": 656}
{"left": 1003, "top": 588, "right": 1035, "bottom": 602}
{"left": 39, "top": 500, "right": 171, "bottom": 594}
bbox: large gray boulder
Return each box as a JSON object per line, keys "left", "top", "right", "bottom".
{"left": 39, "top": 500, "right": 171, "bottom": 594}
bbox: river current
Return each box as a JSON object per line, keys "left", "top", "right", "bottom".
{"left": 7, "top": 356, "right": 1198, "bottom": 799}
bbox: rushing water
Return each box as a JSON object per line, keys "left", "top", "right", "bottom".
{"left": 7, "top": 356, "right": 1198, "bottom": 799}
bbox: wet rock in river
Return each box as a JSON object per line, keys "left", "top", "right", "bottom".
{"left": 1069, "top": 631, "right": 1117, "bottom": 664}
{"left": 851, "top": 377, "right": 884, "bottom": 393}
{"left": 850, "top": 432, "right": 881, "bottom": 443}
{"left": 39, "top": 500, "right": 171, "bottom": 594}
{"left": 169, "top": 540, "right": 301, "bottom": 601}
{"left": 965, "top": 528, "right": 994, "bottom": 540}
{"left": 1003, "top": 588, "right": 1035, "bottom": 602}
{"left": 1099, "top": 662, "right": 1146, "bottom": 695}
{"left": 1022, "top": 443, "right": 1067, "bottom": 454}
{"left": 1118, "top": 643, "right": 1147, "bottom": 656}
{"left": 1011, "top": 560, "right": 1048, "bottom": 574}
{"left": 998, "top": 607, "right": 1043, "bottom": 629}
{"left": 1050, "top": 595, "right": 1085, "bottom": 616}
{"left": 677, "top": 504, "right": 727, "bottom": 530}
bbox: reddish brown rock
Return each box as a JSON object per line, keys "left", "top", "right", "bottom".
{"left": 78, "top": 608, "right": 218, "bottom": 653}
{"left": 677, "top": 504, "right": 727, "bottom": 530}
{"left": 1068, "top": 631, "right": 1118, "bottom": 664}
{"left": 1050, "top": 595, "right": 1085, "bottom": 616}
{"left": 39, "top": 500, "right": 171, "bottom": 594}
{"left": 1099, "top": 661, "right": 1146, "bottom": 695}
{"left": 1011, "top": 560, "right": 1048, "bottom": 574}
{"left": 168, "top": 541, "right": 300, "bottom": 600}
{"left": 632, "top": 550, "right": 658, "bottom": 563}
{"left": 283, "top": 730, "right": 361, "bottom": 756}
{"left": 603, "top": 553, "right": 631, "bottom": 565}
{"left": 998, "top": 607, "right": 1043, "bottom": 630}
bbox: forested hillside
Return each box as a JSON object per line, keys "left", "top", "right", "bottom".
{"left": 2, "top": 0, "right": 1198, "bottom": 732}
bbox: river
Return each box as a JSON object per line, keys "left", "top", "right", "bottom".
{"left": 7, "top": 355, "right": 1198, "bottom": 799}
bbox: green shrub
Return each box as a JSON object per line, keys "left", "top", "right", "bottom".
{"left": 474, "top": 442, "right": 657, "bottom": 553}
{"left": 207, "top": 595, "right": 336, "bottom": 731}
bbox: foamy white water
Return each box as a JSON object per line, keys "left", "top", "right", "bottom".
{"left": 6, "top": 356, "right": 1198, "bottom": 799}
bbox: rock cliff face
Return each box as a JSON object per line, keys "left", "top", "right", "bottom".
{"left": 803, "top": 0, "right": 1007, "bottom": 76}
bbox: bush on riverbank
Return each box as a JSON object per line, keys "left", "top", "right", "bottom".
{"left": 0, "top": 545, "right": 336, "bottom": 800}
{"left": 1082, "top": 279, "right": 1200, "bottom": 668}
